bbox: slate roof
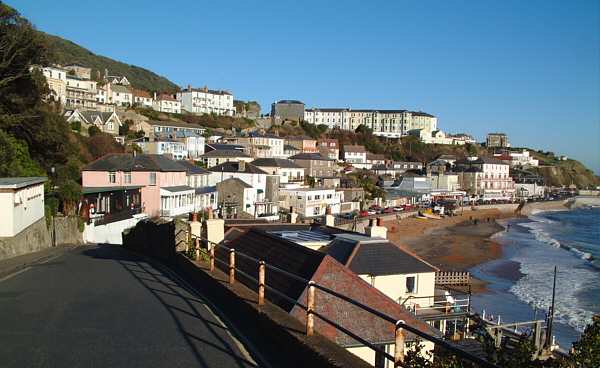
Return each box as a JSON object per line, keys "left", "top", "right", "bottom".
{"left": 251, "top": 158, "right": 303, "bottom": 169}
{"left": 218, "top": 228, "right": 326, "bottom": 311}
{"left": 218, "top": 177, "right": 252, "bottom": 188}
{"left": 83, "top": 154, "right": 186, "bottom": 172}
{"left": 326, "top": 235, "right": 438, "bottom": 276}
{"left": 455, "top": 156, "right": 505, "bottom": 166}
{"left": 201, "top": 150, "right": 250, "bottom": 158}
{"left": 208, "top": 162, "right": 267, "bottom": 174}
{"left": 195, "top": 185, "right": 217, "bottom": 194}
{"left": 206, "top": 143, "right": 245, "bottom": 152}
{"left": 222, "top": 226, "right": 440, "bottom": 346}
{"left": 176, "top": 160, "right": 210, "bottom": 175}
{"left": 150, "top": 120, "right": 204, "bottom": 130}
{"left": 0, "top": 177, "right": 47, "bottom": 189}
{"left": 111, "top": 84, "right": 131, "bottom": 94}
{"left": 289, "top": 153, "right": 332, "bottom": 161}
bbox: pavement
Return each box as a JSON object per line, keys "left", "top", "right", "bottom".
{"left": 0, "top": 244, "right": 260, "bottom": 368}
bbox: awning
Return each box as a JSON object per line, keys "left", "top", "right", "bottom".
{"left": 160, "top": 186, "right": 195, "bottom": 194}
{"left": 82, "top": 186, "right": 143, "bottom": 195}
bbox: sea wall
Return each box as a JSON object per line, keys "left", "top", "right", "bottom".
{"left": 568, "top": 196, "right": 600, "bottom": 209}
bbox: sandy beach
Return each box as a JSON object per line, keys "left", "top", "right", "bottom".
{"left": 384, "top": 208, "right": 518, "bottom": 293}
{"left": 383, "top": 201, "right": 570, "bottom": 293}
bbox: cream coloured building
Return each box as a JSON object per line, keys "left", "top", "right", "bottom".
{"left": 39, "top": 65, "right": 67, "bottom": 104}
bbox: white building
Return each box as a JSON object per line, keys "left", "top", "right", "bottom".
{"left": 495, "top": 150, "right": 539, "bottom": 167}
{"left": 454, "top": 157, "right": 516, "bottom": 201}
{"left": 153, "top": 94, "right": 181, "bottom": 114}
{"left": 134, "top": 137, "right": 188, "bottom": 160}
{"left": 111, "top": 84, "right": 133, "bottom": 107}
{"left": 304, "top": 108, "right": 437, "bottom": 138}
{"left": 39, "top": 65, "right": 67, "bottom": 104}
{"left": 150, "top": 120, "right": 205, "bottom": 137}
{"left": 133, "top": 89, "right": 153, "bottom": 108}
{"left": 279, "top": 187, "right": 343, "bottom": 217}
{"left": 207, "top": 161, "right": 268, "bottom": 192}
{"left": 177, "top": 161, "right": 218, "bottom": 212}
{"left": 251, "top": 158, "right": 305, "bottom": 184}
{"left": 0, "top": 177, "right": 46, "bottom": 237}
{"left": 343, "top": 145, "right": 368, "bottom": 167}
{"left": 177, "top": 86, "right": 235, "bottom": 116}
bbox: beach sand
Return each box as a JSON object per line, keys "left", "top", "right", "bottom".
{"left": 384, "top": 208, "right": 515, "bottom": 293}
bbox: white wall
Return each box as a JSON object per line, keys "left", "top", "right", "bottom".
{"left": 359, "top": 272, "right": 436, "bottom": 306}
{"left": 83, "top": 214, "right": 147, "bottom": 245}
{"left": 0, "top": 183, "right": 45, "bottom": 237}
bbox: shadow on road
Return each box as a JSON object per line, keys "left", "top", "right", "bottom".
{"left": 83, "top": 244, "right": 258, "bottom": 368}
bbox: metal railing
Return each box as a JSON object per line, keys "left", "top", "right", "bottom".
{"left": 186, "top": 234, "right": 499, "bottom": 368}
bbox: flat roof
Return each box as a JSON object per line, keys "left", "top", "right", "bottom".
{"left": 0, "top": 177, "right": 47, "bottom": 189}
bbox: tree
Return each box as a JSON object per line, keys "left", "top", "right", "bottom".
{"left": 86, "top": 133, "right": 125, "bottom": 159}
{"left": 569, "top": 316, "right": 600, "bottom": 367}
{"left": 0, "top": 129, "right": 44, "bottom": 177}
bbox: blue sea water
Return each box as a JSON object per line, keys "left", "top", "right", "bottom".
{"left": 470, "top": 207, "right": 600, "bottom": 348}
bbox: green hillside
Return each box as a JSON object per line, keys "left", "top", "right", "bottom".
{"left": 41, "top": 32, "right": 179, "bottom": 92}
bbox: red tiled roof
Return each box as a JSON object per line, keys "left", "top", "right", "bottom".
{"left": 291, "top": 256, "right": 439, "bottom": 346}
{"left": 158, "top": 94, "right": 177, "bottom": 102}
{"left": 133, "top": 89, "right": 151, "bottom": 98}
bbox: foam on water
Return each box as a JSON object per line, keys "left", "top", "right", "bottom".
{"left": 508, "top": 211, "right": 599, "bottom": 333}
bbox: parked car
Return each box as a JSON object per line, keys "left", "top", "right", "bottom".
{"left": 383, "top": 207, "right": 394, "bottom": 214}
{"left": 393, "top": 206, "right": 404, "bottom": 212}
{"left": 359, "top": 210, "right": 370, "bottom": 217}
{"left": 367, "top": 209, "right": 377, "bottom": 215}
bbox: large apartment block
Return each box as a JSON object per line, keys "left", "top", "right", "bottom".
{"left": 303, "top": 108, "right": 437, "bottom": 138}
{"left": 177, "top": 85, "right": 235, "bottom": 116}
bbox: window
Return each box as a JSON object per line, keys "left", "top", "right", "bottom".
{"left": 149, "top": 172, "right": 157, "bottom": 185}
{"left": 406, "top": 276, "right": 417, "bottom": 294}
{"left": 124, "top": 172, "right": 131, "bottom": 184}
{"left": 108, "top": 172, "right": 116, "bottom": 184}
{"left": 327, "top": 194, "right": 332, "bottom": 199}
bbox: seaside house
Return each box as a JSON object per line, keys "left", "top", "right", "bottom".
{"left": 153, "top": 93, "right": 181, "bottom": 114}
{"left": 279, "top": 187, "right": 343, "bottom": 217}
{"left": 64, "top": 109, "right": 122, "bottom": 136}
{"left": 133, "top": 89, "right": 153, "bottom": 108}
{"left": 82, "top": 154, "right": 194, "bottom": 218}
{"left": 343, "top": 145, "right": 368, "bottom": 168}
{"left": 220, "top": 223, "right": 439, "bottom": 366}
{"left": 285, "top": 136, "right": 318, "bottom": 153}
{"left": 250, "top": 158, "right": 305, "bottom": 184}
{"left": 317, "top": 138, "right": 340, "bottom": 161}
{"left": 236, "top": 133, "right": 285, "bottom": 158}
{"left": 200, "top": 149, "right": 253, "bottom": 168}
{"left": 177, "top": 85, "right": 235, "bottom": 116}
{"left": 177, "top": 161, "right": 218, "bottom": 212}
{"left": 289, "top": 153, "right": 337, "bottom": 177}
{"left": 453, "top": 157, "right": 516, "bottom": 202}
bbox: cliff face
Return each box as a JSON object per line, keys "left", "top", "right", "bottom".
{"left": 532, "top": 160, "right": 600, "bottom": 188}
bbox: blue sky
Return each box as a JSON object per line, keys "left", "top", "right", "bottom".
{"left": 11, "top": 0, "right": 600, "bottom": 173}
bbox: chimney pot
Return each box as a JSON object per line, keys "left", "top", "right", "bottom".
{"left": 369, "top": 219, "right": 375, "bottom": 227}
{"left": 377, "top": 217, "right": 383, "bottom": 227}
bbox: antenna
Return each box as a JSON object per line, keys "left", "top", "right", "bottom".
{"left": 545, "top": 266, "right": 557, "bottom": 349}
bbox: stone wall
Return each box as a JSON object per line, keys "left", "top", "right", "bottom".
{"left": 51, "top": 216, "right": 83, "bottom": 246}
{"left": 0, "top": 218, "right": 52, "bottom": 261}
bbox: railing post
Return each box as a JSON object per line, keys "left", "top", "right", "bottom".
{"left": 195, "top": 238, "right": 201, "bottom": 260}
{"left": 229, "top": 249, "right": 235, "bottom": 284}
{"left": 306, "top": 281, "right": 315, "bottom": 336}
{"left": 258, "top": 261, "right": 265, "bottom": 306}
{"left": 394, "top": 320, "right": 405, "bottom": 366}
{"left": 209, "top": 245, "right": 215, "bottom": 272}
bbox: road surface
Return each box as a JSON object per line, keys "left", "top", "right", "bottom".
{"left": 0, "top": 244, "right": 260, "bottom": 367}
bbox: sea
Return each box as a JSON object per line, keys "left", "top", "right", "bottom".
{"left": 470, "top": 207, "right": 600, "bottom": 348}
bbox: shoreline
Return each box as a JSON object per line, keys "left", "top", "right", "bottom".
{"left": 383, "top": 200, "right": 570, "bottom": 293}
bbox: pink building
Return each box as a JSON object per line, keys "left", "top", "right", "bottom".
{"left": 82, "top": 154, "right": 194, "bottom": 218}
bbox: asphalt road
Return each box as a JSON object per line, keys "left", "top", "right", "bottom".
{"left": 0, "top": 244, "right": 259, "bottom": 368}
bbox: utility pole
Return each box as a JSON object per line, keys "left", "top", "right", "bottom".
{"left": 545, "top": 266, "right": 557, "bottom": 349}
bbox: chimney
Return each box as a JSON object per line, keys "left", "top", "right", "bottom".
{"left": 288, "top": 206, "right": 298, "bottom": 224}
{"left": 325, "top": 206, "right": 335, "bottom": 227}
{"left": 238, "top": 161, "right": 245, "bottom": 172}
{"left": 365, "top": 217, "right": 387, "bottom": 239}
{"left": 189, "top": 212, "right": 201, "bottom": 244}
{"left": 153, "top": 92, "right": 157, "bottom": 100}
{"left": 203, "top": 208, "right": 224, "bottom": 248}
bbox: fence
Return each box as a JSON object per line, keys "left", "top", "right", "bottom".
{"left": 187, "top": 234, "right": 499, "bottom": 368}
{"left": 435, "top": 271, "right": 471, "bottom": 286}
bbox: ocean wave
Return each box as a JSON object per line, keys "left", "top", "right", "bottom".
{"left": 510, "top": 260, "right": 596, "bottom": 333}
{"left": 521, "top": 217, "right": 594, "bottom": 262}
